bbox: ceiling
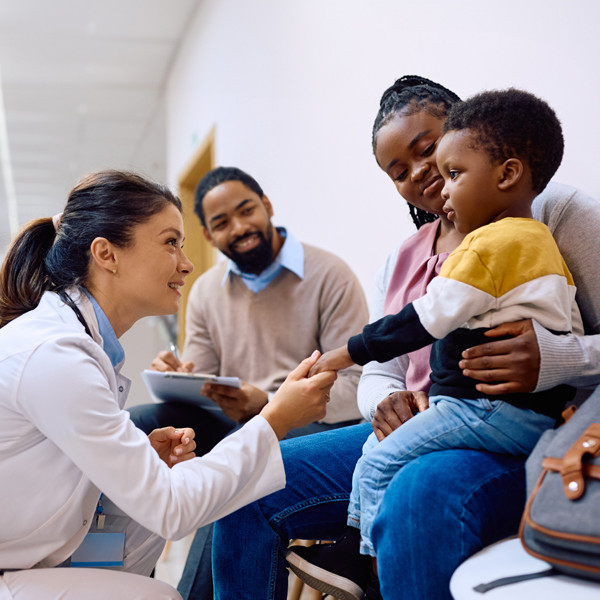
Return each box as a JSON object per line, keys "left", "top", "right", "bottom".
{"left": 0, "top": 0, "right": 200, "bottom": 253}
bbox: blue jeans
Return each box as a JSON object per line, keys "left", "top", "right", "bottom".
{"left": 372, "top": 449, "right": 525, "bottom": 599}
{"left": 349, "top": 397, "right": 552, "bottom": 555}
{"left": 213, "top": 423, "right": 369, "bottom": 599}
{"left": 212, "top": 422, "right": 526, "bottom": 599}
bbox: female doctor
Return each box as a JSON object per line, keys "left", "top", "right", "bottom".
{"left": 0, "top": 170, "right": 335, "bottom": 600}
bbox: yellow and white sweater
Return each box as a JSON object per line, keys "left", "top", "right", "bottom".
{"left": 349, "top": 218, "right": 583, "bottom": 418}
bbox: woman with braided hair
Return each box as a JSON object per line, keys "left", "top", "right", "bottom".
{"left": 210, "top": 76, "right": 600, "bottom": 599}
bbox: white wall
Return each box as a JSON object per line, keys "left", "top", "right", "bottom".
{"left": 166, "top": 0, "right": 600, "bottom": 303}
{"left": 118, "top": 100, "right": 170, "bottom": 406}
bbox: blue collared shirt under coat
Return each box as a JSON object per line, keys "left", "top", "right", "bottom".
{"left": 84, "top": 290, "right": 125, "bottom": 368}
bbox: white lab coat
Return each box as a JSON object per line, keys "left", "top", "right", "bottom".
{"left": 0, "top": 290, "right": 284, "bottom": 581}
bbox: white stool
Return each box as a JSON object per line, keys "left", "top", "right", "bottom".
{"left": 450, "top": 537, "right": 600, "bottom": 599}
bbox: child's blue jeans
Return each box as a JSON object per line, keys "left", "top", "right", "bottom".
{"left": 348, "top": 396, "right": 554, "bottom": 555}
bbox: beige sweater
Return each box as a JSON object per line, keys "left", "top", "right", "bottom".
{"left": 183, "top": 243, "right": 368, "bottom": 423}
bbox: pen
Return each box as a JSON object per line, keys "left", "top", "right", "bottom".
{"left": 169, "top": 342, "right": 181, "bottom": 361}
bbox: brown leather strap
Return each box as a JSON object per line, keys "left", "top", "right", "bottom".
{"left": 543, "top": 457, "right": 600, "bottom": 480}
{"left": 560, "top": 404, "right": 577, "bottom": 424}
{"left": 551, "top": 423, "right": 600, "bottom": 499}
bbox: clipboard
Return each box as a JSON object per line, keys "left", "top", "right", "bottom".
{"left": 141, "top": 369, "right": 242, "bottom": 410}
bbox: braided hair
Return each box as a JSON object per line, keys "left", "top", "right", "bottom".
{"left": 372, "top": 76, "right": 461, "bottom": 229}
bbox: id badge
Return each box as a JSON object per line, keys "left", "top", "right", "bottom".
{"left": 70, "top": 532, "right": 125, "bottom": 568}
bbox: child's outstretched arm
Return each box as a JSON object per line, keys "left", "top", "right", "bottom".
{"left": 308, "top": 345, "right": 355, "bottom": 377}
{"left": 311, "top": 302, "right": 438, "bottom": 378}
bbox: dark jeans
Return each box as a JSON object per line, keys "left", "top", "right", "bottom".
{"left": 211, "top": 423, "right": 526, "bottom": 599}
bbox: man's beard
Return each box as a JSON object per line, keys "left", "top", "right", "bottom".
{"left": 226, "top": 226, "right": 274, "bottom": 275}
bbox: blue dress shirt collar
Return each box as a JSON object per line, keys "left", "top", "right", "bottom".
{"left": 222, "top": 227, "right": 304, "bottom": 293}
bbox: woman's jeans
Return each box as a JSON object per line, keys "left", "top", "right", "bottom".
{"left": 212, "top": 422, "right": 526, "bottom": 600}
{"left": 348, "top": 397, "right": 552, "bottom": 556}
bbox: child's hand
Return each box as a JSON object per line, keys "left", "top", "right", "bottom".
{"left": 308, "top": 346, "right": 354, "bottom": 377}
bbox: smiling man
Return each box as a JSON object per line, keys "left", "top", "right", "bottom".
{"left": 131, "top": 166, "right": 368, "bottom": 433}
{"left": 170, "top": 166, "right": 367, "bottom": 429}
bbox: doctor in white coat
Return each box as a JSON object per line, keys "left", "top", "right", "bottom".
{"left": 0, "top": 170, "right": 335, "bottom": 600}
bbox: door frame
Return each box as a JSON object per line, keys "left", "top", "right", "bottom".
{"left": 175, "top": 126, "right": 217, "bottom": 349}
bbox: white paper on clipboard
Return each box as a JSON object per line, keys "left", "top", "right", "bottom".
{"left": 141, "top": 370, "right": 242, "bottom": 410}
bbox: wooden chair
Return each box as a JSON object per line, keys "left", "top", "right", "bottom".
{"left": 288, "top": 570, "right": 325, "bottom": 600}
{"left": 286, "top": 540, "right": 330, "bottom": 600}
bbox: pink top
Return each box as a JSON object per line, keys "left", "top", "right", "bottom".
{"left": 384, "top": 220, "right": 449, "bottom": 393}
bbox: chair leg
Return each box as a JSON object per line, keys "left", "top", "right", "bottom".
{"left": 288, "top": 571, "right": 327, "bottom": 600}
{"left": 308, "top": 587, "right": 325, "bottom": 599}
{"left": 160, "top": 539, "right": 172, "bottom": 561}
{"left": 287, "top": 540, "right": 328, "bottom": 600}
{"left": 288, "top": 571, "right": 307, "bottom": 600}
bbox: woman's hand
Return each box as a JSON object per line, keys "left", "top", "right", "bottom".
{"left": 308, "top": 346, "right": 354, "bottom": 377}
{"left": 459, "top": 319, "right": 540, "bottom": 394}
{"left": 372, "top": 391, "right": 429, "bottom": 441}
{"left": 148, "top": 426, "right": 196, "bottom": 468}
{"left": 261, "top": 351, "right": 337, "bottom": 439}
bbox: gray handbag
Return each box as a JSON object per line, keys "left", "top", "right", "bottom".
{"left": 519, "top": 387, "right": 600, "bottom": 581}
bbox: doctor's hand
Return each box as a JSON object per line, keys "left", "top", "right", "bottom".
{"left": 149, "top": 426, "right": 196, "bottom": 468}
{"left": 459, "top": 319, "right": 540, "bottom": 394}
{"left": 261, "top": 351, "right": 337, "bottom": 440}
{"left": 202, "top": 381, "right": 268, "bottom": 423}
{"left": 150, "top": 350, "right": 194, "bottom": 373}
{"left": 371, "top": 391, "right": 429, "bottom": 441}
